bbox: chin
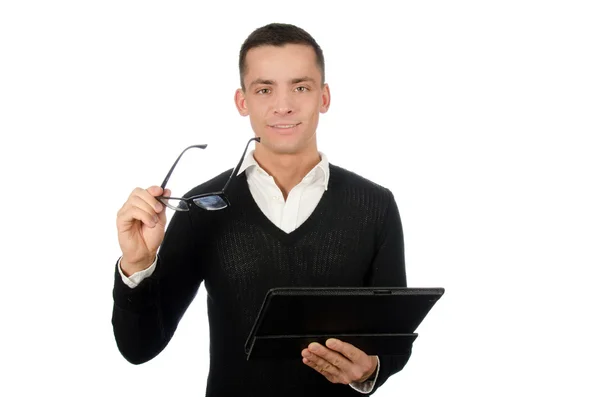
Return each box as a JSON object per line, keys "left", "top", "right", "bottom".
{"left": 269, "top": 144, "right": 303, "bottom": 155}
{"left": 262, "top": 139, "right": 304, "bottom": 155}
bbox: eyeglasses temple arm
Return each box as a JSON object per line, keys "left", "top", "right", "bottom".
{"left": 160, "top": 144, "right": 208, "bottom": 189}
{"left": 222, "top": 137, "right": 261, "bottom": 193}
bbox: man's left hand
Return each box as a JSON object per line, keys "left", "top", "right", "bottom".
{"left": 301, "top": 338, "right": 378, "bottom": 384}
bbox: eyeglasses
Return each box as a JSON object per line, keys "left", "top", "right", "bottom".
{"left": 157, "top": 137, "right": 260, "bottom": 211}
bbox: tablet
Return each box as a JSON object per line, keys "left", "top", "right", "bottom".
{"left": 244, "top": 287, "right": 444, "bottom": 360}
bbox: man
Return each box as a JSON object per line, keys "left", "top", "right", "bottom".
{"left": 113, "top": 23, "right": 410, "bottom": 396}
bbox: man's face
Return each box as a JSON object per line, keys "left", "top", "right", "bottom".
{"left": 235, "top": 44, "right": 330, "bottom": 156}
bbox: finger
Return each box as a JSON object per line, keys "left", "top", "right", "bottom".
{"left": 307, "top": 342, "right": 353, "bottom": 374}
{"left": 157, "top": 201, "right": 168, "bottom": 223}
{"left": 129, "top": 195, "right": 159, "bottom": 219}
{"left": 130, "top": 187, "right": 164, "bottom": 213}
{"left": 150, "top": 189, "right": 170, "bottom": 224}
{"left": 302, "top": 356, "right": 337, "bottom": 383}
{"left": 302, "top": 349, "right": 348, "bottom": 384}
{"left": 119, "top": 206, "right": 158, "bottom": 228}
{"left": 326, "top": 339, "right": 376, "bottom": 381}
{"left": 302, "top": 350, "right": 341, "bottom": 380}
{"left": 325, "top": 338, "right": 366, "bottom": 363}
{"left": 146, "top": 185, "right": 164, "bottom": 197}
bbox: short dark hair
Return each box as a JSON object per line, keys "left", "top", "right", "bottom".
{"left": 238, "top": 23, "right": 325, "bottom": 91}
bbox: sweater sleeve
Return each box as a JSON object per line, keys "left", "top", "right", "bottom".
{"left": 111, "top": 210, "right": 204, "bottom": 364}
{"left": 364, "top": 189, "right": 412, "bottom": 394}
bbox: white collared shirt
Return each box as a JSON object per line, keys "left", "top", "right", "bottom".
{"left": 237, "top": 150, "right": 329, "bottom": 233}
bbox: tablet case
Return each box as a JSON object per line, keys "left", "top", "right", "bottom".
{"left": 244, "top": 287, "right": 444, "bottom": 360}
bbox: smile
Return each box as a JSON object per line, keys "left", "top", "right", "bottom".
{"left": 269, "top": 123, "right": 301, "bottom": 129}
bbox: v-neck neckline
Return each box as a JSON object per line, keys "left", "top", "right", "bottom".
{"left": 230, "top": 169, "right": 336, "bottom": 244}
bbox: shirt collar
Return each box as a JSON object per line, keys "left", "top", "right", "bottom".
{"left": 237, "top": 150, "right": 330, "bottom": 190}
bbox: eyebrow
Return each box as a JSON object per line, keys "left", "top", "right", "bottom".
{"left": 249, "top": 76, "right": 317, "bottom": 88}
{"left": 249, "top": 79, "right": 275, "bottom": 88}
{"left": 290, "top": 76, "right": 316, "bottom": 85}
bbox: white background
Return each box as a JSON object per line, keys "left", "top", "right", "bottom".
{"left": 1, "top": 1, "right": 599, "bottom": 396}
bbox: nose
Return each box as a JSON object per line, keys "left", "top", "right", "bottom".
{"left": 273, "top": 91, "right": 294, "bottom": 116}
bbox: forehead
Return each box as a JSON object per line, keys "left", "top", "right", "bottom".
{"left": 244, "top": 44, "right": 321, "bottom": 83}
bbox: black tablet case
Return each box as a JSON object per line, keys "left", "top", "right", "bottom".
{"left": 244, "top": 287, "right": 444, "bottom": 360}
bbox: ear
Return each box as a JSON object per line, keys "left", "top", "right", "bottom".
{"left": 235, "top": 88, "right": 249, "bottom": 116}
{"left": 319, "top": 83, "right": 331, "bottom": 114}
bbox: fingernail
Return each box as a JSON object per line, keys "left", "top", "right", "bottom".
{"left": 153, "top": 215, "right": 159, "bottom": 223}
{"left": 155, "top": 203, "right": 162, "bottom": 212}
{"left": 309, "top": 344, "right": 318, "bottom": 352}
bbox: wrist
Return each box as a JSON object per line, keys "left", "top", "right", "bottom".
{"left": 120, "top": 255, "right": 155, "bottom": 276}
{"left": 357, "top": 356, "right": 378, "bottom": 383}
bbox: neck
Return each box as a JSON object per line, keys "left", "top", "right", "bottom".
{"left": 253, "top": 147, "right": 321, "bottom": 199}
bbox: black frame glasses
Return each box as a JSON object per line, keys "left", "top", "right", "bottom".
{"left": 157, "top": 137, "right": 260, "bottom": 211}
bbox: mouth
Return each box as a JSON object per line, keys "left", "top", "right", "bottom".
{"left": 268, "top": 122, "right": 301, "bottom": 131}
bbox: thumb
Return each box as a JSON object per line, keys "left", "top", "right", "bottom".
{"left": 157, "top": 188, "right": 171, "bottom": 224}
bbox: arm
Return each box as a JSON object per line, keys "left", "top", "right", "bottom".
{"left": 364, "top": 189, "right": 411, "bottom": 393}
{"left": 112, "top": 210, "right": 203, "bottom": 364}
{"left": 301, "top": 189, "right": 410, "bottom": 394}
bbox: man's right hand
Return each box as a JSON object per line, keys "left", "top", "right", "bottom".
{"left": 116, "top": 186, "right": 170, "bottom": 276}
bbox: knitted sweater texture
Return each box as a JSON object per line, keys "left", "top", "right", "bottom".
{"left": 112, "top": 164, "right": 409, "bottom": 396}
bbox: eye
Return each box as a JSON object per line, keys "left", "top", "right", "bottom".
{"left": 257, "top": 88, "right": 271, "bottom": 95}
{"left": 295, "top": 86, "right": 309, "bottom": 92}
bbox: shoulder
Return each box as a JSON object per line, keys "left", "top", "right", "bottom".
{"left": 327, "top": 164, "right": 400, "bottom": 231}
{"left": 182, "top": 169, "right": 233, "bottom": 198}
{"left": 328, "top": 164, "right": 397, "bottom": 218}
{"left": 328, "top": 164, "right": 392, "bottom": 197}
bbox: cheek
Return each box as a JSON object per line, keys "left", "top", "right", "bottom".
{"left": 247, "top": 100, "right": 271, "bottom": 119}
{"left": 246, "top": 107, "right": 270, "bottom": 132}
{"left": 307, "top": 106, "right": 321, "bottom": 122}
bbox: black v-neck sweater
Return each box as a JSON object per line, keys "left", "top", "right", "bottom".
{"left": 112, "top": 164, "right": 410, "bottom": 396}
